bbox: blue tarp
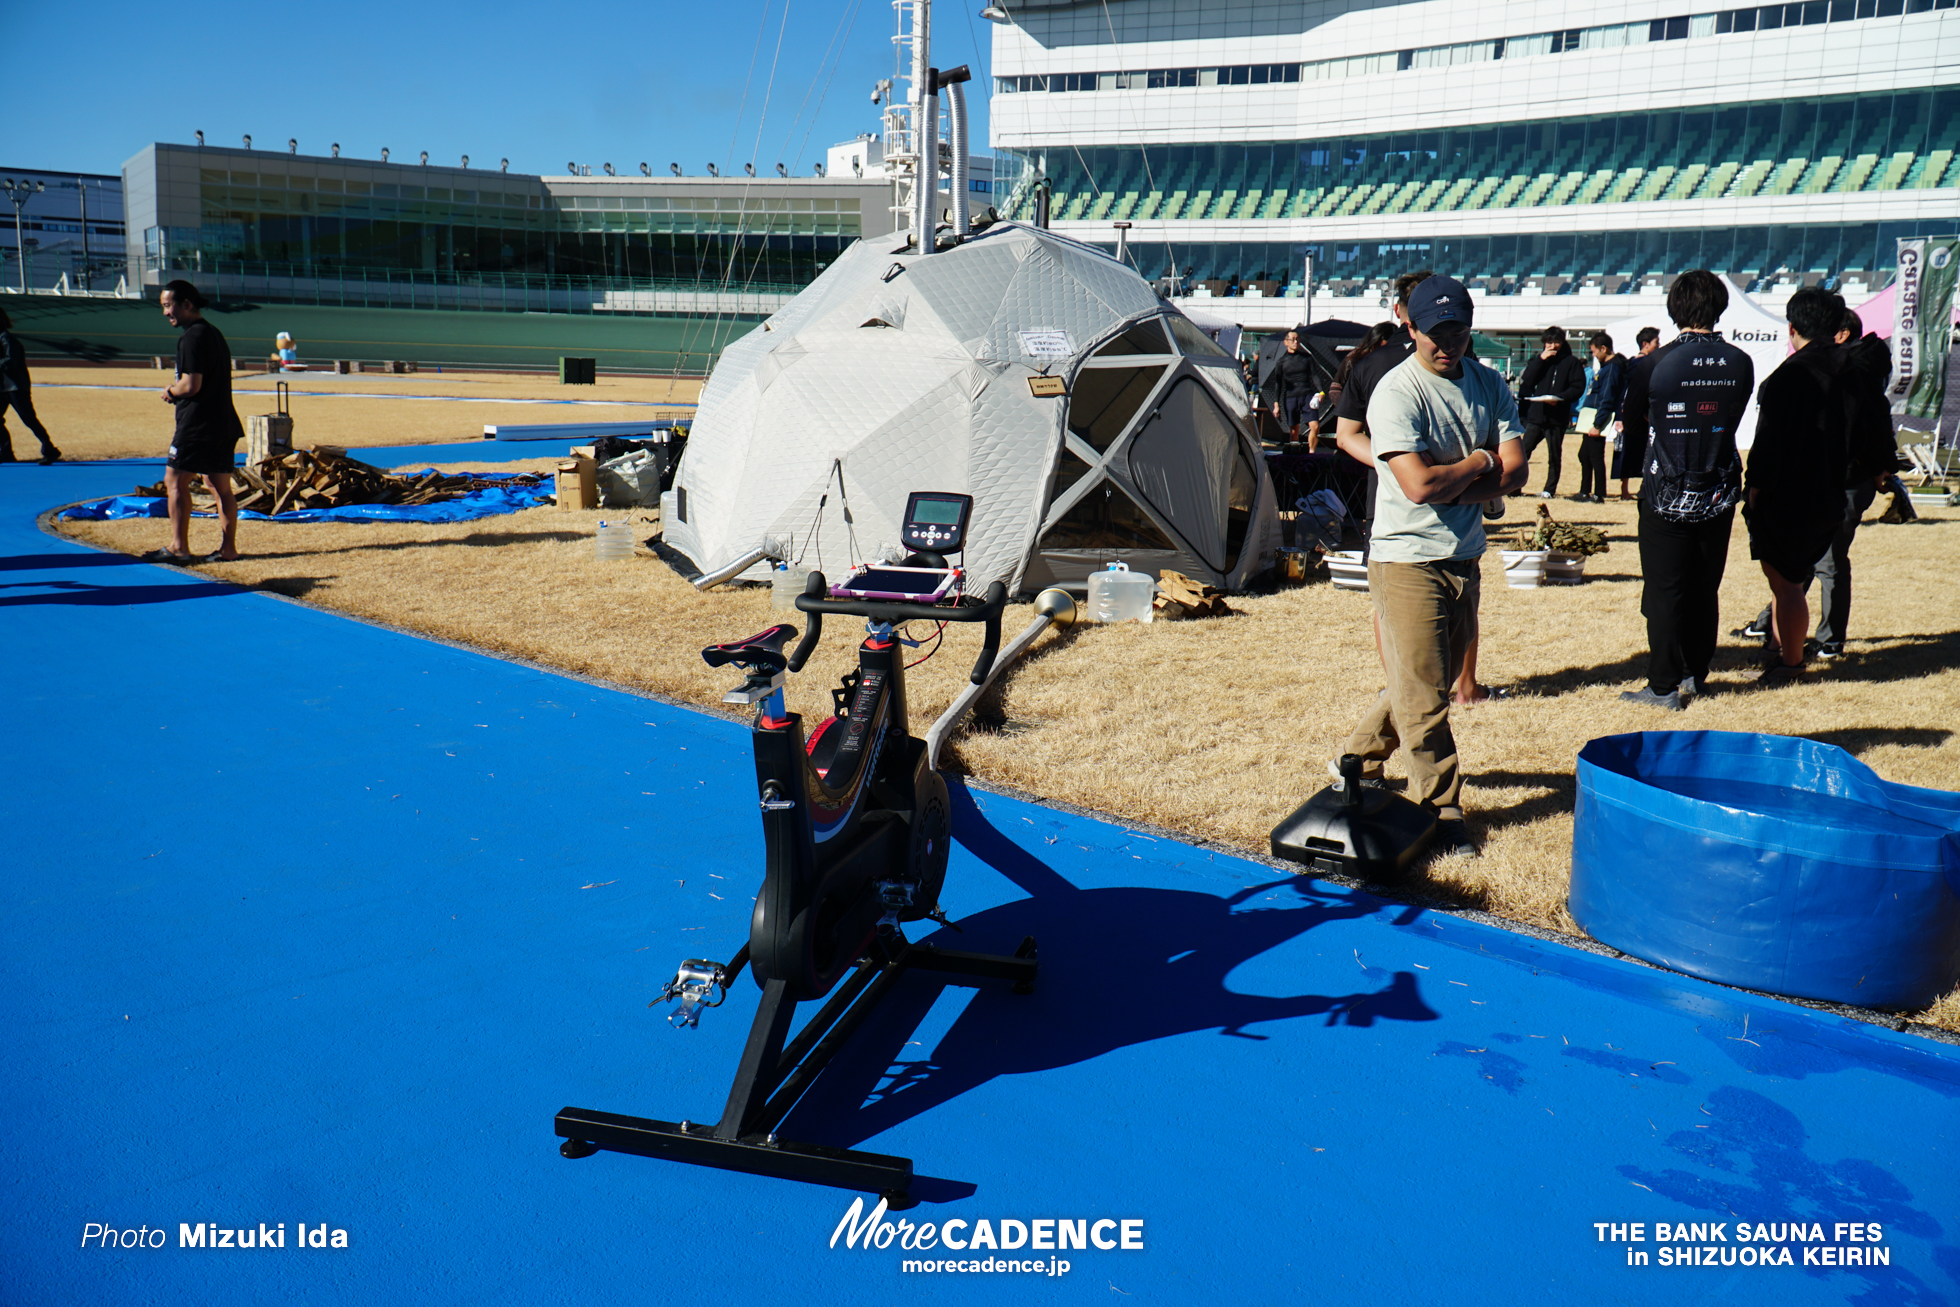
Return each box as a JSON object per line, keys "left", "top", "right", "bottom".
{"left": 59, "top": 472, "right": 554, "bottom": 524}
{"left": 1570, "top": 730, "right": 1960, "bottom": 1009}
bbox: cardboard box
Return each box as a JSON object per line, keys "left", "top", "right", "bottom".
{"left": 245, "top": 413, "right": 294, "bottom": 465}
{"left": 556, "top": 457, "right": 598, "bottom": 510}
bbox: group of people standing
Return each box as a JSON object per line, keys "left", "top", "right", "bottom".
{"left": 1621, "top": 274, "right": 1896, "bottom": 708}
{"left": 1287, "top": 267, "right": 1899, "bottom": 858}
{"left": 1512, "top": 324, "right": 1659, "bottom": 503}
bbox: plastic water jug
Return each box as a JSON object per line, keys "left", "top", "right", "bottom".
{"left": 771, "top": 563, "right": 814, "bottom": 614}
{"left": 1087, "top": 561, "right": 1154, "bottom": 623}
{"left": 594, "top": 520, "right": 634, "bottom": 561}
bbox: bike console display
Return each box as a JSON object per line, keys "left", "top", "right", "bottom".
{"left": 899, "top": 491, "right": 973, "bottom": 554}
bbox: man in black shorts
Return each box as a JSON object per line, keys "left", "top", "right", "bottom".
{"left": 1745, "top": 287, "right": 1873, "bottom": 685}
{"left": 1262, "top": 328, "right": 1319, "bottom": 446}
{"left": 154, "top": 279, "right": 244, "bottom": 563}
{"left": 1734, "top": 305, "right": 1896, "bottom": 660}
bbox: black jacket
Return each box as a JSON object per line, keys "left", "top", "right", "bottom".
{"left": 1623, "top": 331, "right": 1754, "bottom": 521}
{"left": 1748, "top": 340, "right": 1870, "bottom": 532}
{"left": 0, "top": 329, "right": 27, "bottom": 393}
{"left": 1581, "top": 354, "right": 1628, "bottom": 429}
{"left": 1839, "top": 332, "right": 1899, "bottom": 486}
{"left": 1516, "top": 344, "right": 1586, "bottom": 427}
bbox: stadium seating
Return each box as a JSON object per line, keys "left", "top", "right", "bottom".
{"left": 1014, "top": 93, "right": 1958, "bottom": 226}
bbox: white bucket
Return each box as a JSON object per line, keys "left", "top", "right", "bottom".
{"left": 1326, "top": 550, "right": 1369, "bottom": 592}
{"left": 1501, "top": 549, "right": 1585, "bottom": 588}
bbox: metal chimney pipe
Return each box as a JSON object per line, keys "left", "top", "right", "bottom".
{"left": 945, "top": 69, "right": 971, "bottom": 238}
{"left": 917, "top": 68, "right": 939, "bottom": 256}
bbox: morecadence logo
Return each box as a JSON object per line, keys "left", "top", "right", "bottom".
{"left": 830, "top": 1196, "right": 1143, "bottom": 1276}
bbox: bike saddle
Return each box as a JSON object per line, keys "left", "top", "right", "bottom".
{"left": 701, "top": 624, "right": 797, "bottom": 674}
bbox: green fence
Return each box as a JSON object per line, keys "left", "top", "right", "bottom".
{"left": 0, "top": 292, "right": 753, "bottom": 374}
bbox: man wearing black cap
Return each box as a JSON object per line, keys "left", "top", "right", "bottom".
{"left": 1341, "top": 276, "right": 1526, "bottom": 858}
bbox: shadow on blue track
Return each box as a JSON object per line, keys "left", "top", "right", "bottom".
{"left": 0, "top": 551, "right": 144, "bottom": 572}
{"left": 1620, "top": 1084, "right": 1957, "bottom": 1306}
{"left": 779, "top": 781, "right": 1439, "bottom": 1190}
{"left": 0, "top": 578, "right": 239, "bottom": 606}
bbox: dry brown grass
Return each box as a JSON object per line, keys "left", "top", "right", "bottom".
{"left": 21, "top": 366, "right": 699, "bottom": 461}
{"left": 50, "top": 449, "right": 1960, "bottom": 1033}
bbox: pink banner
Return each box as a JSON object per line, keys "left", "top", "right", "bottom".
{"left": 1852, "top": 284, "right": 1960, "bottom": 338}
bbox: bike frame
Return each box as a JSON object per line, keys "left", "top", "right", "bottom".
{"left": 555, "top": 573, "right": 1031, "bottom": 1201}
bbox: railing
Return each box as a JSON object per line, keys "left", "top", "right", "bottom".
{"left": 147, "top": 259, "right": 812, "bottom": 315}
{"left": 0, "top": 251, "right": 136, "bottom": 297}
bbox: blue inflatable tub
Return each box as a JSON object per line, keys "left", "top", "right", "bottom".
{"left": 1570, "top": 731, "right": 1960, "bottom": 1009}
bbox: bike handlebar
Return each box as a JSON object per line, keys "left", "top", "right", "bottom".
{"left": 788, "top": 572, "right": 1009, "bottom": 685}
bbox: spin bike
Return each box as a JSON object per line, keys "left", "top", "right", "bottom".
{"left": 555, "top": 492, "right": 1036, "bottom": 1200}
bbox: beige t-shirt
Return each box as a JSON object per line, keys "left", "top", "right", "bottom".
{"left": 1365, "top": 354, "right": 1523, "bottom": 563}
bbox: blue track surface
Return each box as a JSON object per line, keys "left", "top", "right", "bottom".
{"left": 3, "top": 450, "right": 1957, "bottom": 1306}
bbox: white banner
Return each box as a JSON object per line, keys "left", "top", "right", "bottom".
{"left": 1889, "top": 238, "right": 1926, "bottom": 423}
{"left": 1887, "top": 236, "right": 1959, "bottom": 435}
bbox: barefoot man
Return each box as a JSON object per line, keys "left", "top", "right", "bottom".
{"left": 152, "top": 280, "right": 243, "bottom": 563}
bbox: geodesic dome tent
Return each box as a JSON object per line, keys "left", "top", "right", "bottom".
{"left": 661, "top": 223, "right": 1282, "bottom": 594}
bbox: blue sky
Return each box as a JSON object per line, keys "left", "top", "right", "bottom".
{"left": 17, "top": 0, "right": 997, "bottom": 179}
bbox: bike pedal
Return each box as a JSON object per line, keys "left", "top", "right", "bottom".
{"left": 654, "top": 959, "right": 729, "bottom": 1028}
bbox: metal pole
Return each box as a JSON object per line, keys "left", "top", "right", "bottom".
{"left": 1304, "top": 253, "right": 1313, "bottom": 325}
{"left": 910, "top": 0, "right": 932, "bottom": 254}
{"left": 11, "top": 195, "right": 25, "bottom": 293}
{"left": 918, "top": 69, "right": 939, "bottom": 255}
{"left": 78, "top": 180, "right": 91, "bottom": 291}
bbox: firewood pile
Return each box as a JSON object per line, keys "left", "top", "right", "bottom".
{"left": 1507, "top": 503, "right": 1611, "bottom": 557}
{"left": 1153, "top": 569, "right": 1237, "bottom": 619}
{"left": 133, "top": 448, "right": 544, "bottom": 516}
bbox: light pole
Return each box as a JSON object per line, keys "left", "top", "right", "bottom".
{"left": 77, "top": 180, "right": 90, "bottom": 290}
{"left": 2, "top": 179, "right": 45, "bottom": 293}
{"left": 51, "top": 178, "right": 96, "bottom": 290}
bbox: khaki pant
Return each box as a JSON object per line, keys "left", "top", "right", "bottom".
{"left": 1345, "top": 557, "right": 1481, "bottom": 819}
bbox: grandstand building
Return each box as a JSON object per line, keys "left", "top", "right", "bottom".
{"left": 118, "top": 142, "right": 988, "bottom": 317}
{"left": 0, "top": 168, "right": 125, "bottom": 295}
{"left": 987, "top": 0, "right": 1960, "bottom": 331}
